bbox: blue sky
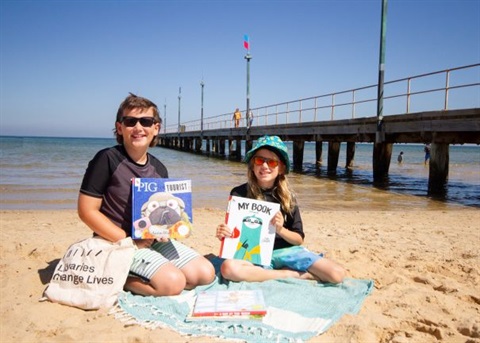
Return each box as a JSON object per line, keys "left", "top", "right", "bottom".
{"left": 1, "top": 0, "right": 479, "bottom": 138}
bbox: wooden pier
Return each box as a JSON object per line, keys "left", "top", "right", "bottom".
{"left": 158, "top": 108, "right": 480, "bottom": 192}
{"left": 157, "top": 64, "right": 480, "bottom": 193}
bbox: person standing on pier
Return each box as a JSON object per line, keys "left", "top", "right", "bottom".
{"left": 215, "top": 135, "right": 346, "bottom": 284}
{"left": 78, "top": 93, "right": 215, "bottom": 297}
{"left": 233, "top": 108, "right": 242, "bottom": 128}
{"left": 247, "top": 110, "right": 254, "bottom": 128}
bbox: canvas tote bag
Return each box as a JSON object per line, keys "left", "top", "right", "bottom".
{"left": 44, "top": 236, "right": 135, "bottom": 310}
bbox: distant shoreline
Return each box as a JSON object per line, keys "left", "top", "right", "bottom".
{"left": 3, "top": 134, "right": 480, "bottom": 147}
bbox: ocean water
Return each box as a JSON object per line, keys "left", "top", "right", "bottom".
{"left": 0, "top": 136, "right": 479, "bottom": 211}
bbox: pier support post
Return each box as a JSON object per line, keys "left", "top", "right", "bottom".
{"left": 195, "top": 138, "right": 202, "bottom": 153}
{"left": 293, "top": 140, "right": 305, "bottom": 172}
{"left": 328, "top": 142, "right": 341, "bottom": 173}
{"left": 373, "top": 143, "right": 393, "bottom": 181}
{"left": 219, "top": 139, "right": 226, "bottom": 156}
{"left": 315, "top": 141, "right": 323, "bottom": 165}
{"left": 428, "top": 143, "right": 449, "bottom": 193}
{"left": 346, "top": 142, "right": 356, "bottom": 168}
{"left": 206, "top": 139, "right": 210, "bottom": 154}
{"left": 235, "top": 139, "right": 242, "bottom": 160}
{"left": 245, "top": 139, "right": 253, "bottom": 155}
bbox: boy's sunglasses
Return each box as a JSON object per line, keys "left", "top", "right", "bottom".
{"left": 121, "top": 116, "right": 157, "bottom": 127}
{"left": 252, "top": 156, "right": 280, "bottom": 168}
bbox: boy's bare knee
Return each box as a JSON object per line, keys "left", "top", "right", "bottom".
{"left": 194, "top": 262, "right": 216, "bottom": 285}
{"left": 151, "top": 271, "right": 186, "bottom": 296}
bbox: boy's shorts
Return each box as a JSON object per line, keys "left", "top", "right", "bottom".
{"left": 129, "top": 239, "right": 200, "bottom": 281}
{"left": 270, "top": 246, "right": 323, "bottom": 272}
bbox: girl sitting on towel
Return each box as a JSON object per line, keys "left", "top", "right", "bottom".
{"left": 215, "top": 135, "right": 346, "bottom": 283}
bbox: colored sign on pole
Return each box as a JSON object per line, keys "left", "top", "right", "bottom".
{"left": 244, "top": 34, "right": 249, "bottom": 50}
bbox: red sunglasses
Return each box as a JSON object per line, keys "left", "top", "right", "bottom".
{"left": 252, "top": 156, "right": 280, "bottom": 168}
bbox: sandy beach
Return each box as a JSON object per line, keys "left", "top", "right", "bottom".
{"left": 1, "top": 207, "right": 479, "bottom": 342}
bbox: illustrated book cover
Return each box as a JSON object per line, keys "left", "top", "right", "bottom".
{"left": 218, "top": 195, "right": 280, "bottom": 266}
{"left": 186, "top": 289, "right": 267, "bottom": 321}
{"left": 131, "top": 178, "right": 193, "bottom": 240}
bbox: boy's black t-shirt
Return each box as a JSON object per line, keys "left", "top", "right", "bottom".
{"left": 80, "top": 145, "right": 168, "bottom": 236}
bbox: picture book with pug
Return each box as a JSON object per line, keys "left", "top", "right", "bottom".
{"left": 219, "top": 196, "right": 280, "bottom": 266}
{"left": 131, "top": 178, "right": 193, "bottom": 240}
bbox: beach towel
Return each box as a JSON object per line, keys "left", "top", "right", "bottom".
{"left": 111, "top": 270, "right": 373, "bottom": 342}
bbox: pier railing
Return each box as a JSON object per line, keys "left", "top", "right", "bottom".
{"left": 163, "top": 63, "right": 480, "bottom": 133}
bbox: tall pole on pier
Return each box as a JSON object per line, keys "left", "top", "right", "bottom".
{"left": 373, "top": 0, "right": 392, "bottom": 182}
{"left": 244, "top": 35, "right": 252, "bottom": 123}
{"left": 200, "top": 80, "right": 204, "bottom": 133}
{"left": 163, "top": 101, "right": 166, "bottom": 134}
{"left": 177, "top": 87, "right": 181, "bottom": 134}
{"left": 376, "top": 0, "right": 387, "bottom": 143}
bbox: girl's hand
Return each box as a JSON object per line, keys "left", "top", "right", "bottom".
{"left": 271, "top": 211, "right": 285, "bottom": 234}
{"left": 216, "top": 223, "right": 232, "bottom": 240}
{"left": 134, "top": 239, "right": 154, "bottom": 249}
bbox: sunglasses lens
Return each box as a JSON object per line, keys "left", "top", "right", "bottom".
{"left": 253, "top": 157, "right": 264, "bottom": 165}
{"left": 139, "top": 118, "right": 155, "bottom": 127}
{"left": 122, "top": 117, "right": 137, "bottom": 127}
{"left": 267, "top": 160, "right": 279, "bottom": 168}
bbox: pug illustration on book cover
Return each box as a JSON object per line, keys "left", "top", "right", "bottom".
{"left": 131, "top": 178, "right": 193, "bottom": 240}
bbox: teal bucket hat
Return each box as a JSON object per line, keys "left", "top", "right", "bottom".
{"left": 244, "top": 135, "right": 290, "bottom": 173}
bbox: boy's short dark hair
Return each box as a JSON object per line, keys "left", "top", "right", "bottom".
{"left": 114, "top": 93, "right": 162, "bottom": 147}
